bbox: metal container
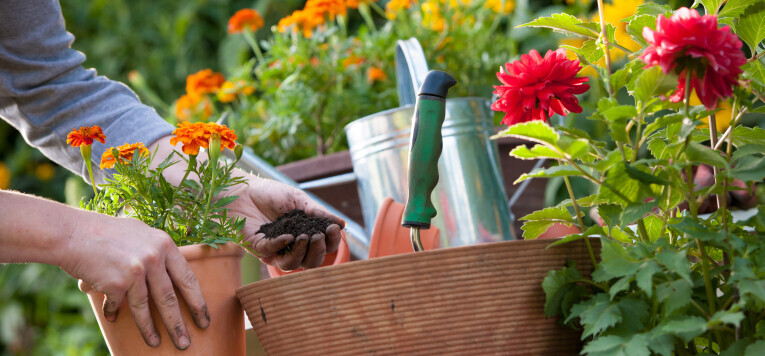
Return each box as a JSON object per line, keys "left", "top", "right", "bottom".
{"left": 345, "top": 97, "right": 513, "bottom": 247}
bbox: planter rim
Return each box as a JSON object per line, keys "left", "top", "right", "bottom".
{"left": 178, "top": 242, "right": 244, "bottom": 262}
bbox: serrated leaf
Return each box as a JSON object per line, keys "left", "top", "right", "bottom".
{"left": 597, "top": 238, "right": 641, "bottom": 280}
{"left": 493, "top": 120, "right": 559, "bottom": 145}
{"left": 517, "top": 13, "right": 598, "bottom": 37}
{"left": 659, "top": 316, "right": 707, "bottom": 342}
{"left": 626, "top": 3, "right": 674, "bottom": 20}
{"left": 622, "top": 201, "right": 658, "bottom": 224}
{"left": 657, "top": 249, "right": 691, "bottom": 282}
{"left": 563, "top": 38, "right": 604, "bottom": 64}
{"left": 542, "top": 262, "right": 584, "bottom": 317}
{"left": 581, "top": 335, "right": 626, "bottom": 354}
{"left": 629, "top": 66, "right": 664, "bottom": 105}
{"left": 686, "top": 141, "right": 728, "bottom": 168}
{"left": 611, "top": 60, "right": 644, "bottom": 93}
{"left": 625, "top": 15, "right": 656, "bottom": 47}
{"left": 699, "top": 0, "right": 727, "bottom": 14}
{"left": 636, "top": 260, "right": 660, "bottom": 297}
{"left": 709, "top": 310, "right": 745, "bottom": 327}
{"left": 609, "top": 276, "right": 632, "bottom": 300}
{"left": 624, "top": 162, "right": 672, "bottom": 185}
{"left": 602, "top": 105, "right": 638, "bottom": 122}
{"left": 739, "top": 279, "right": 765, "bottom": 303}
{"left": 743, "top": 60, "right": 765, "bottom": 85}
{"left": 730, "top": 156, "right": 765, "bottom": 182}
{"left": 648, "top": 334, "right": 676, "bottom": 356}
{"left": 732, "top": 126, "right": 765, "bottom": 147}
{"left": 720, "top": 0, "right": 757, "bottom": 18}
{"left": 736, "top": 1, "right": 765, "bottom": 53}
{"left": 515, "top": 165, "right": 582, "bottom": 184}
{"left": 599, "top": 204, "right": 622, "bottom": 228}
{"left": 578, "top": 294, "right": 623, "bottom": 339}
{"left": 645, "top": 113, "right": 685, "bottom": 137}
{"left": 509, "top": 144, "right": 564, "bottom": 160}
{"left": 520, "top": 206, "right": 576, "bottom": 239}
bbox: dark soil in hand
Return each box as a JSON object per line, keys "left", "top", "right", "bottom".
{"left": 257, "top": 209, "right": 333, "bottom": 254}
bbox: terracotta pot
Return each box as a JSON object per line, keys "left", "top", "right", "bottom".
{"left": 368, "top": 197, "right": 440, "bottom": 258}
{"left": 79, "top": 243, "right": 245, "bottom": 355}
{"left": 237, "top": 238, "right": 600, "bottom": 355}
{"left": 266, "top": 230, "right": 351, "bottom": 278}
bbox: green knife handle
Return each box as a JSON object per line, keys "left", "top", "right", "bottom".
{"left": 402, "top": 70, "right": 456, "bottom": 229}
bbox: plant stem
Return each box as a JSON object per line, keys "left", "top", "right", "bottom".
{"left": 242, "top": 30, "right": 265, "bottom": 63}
{"left": 563, "top": 174, "right": 597, "bottom": 267}
{"left": 359, "top": 3, "right": 377, "bottom": 32}
{"left": 684, "top": 72, "right": 692, "bottom": 117}
{"left": 631, "top": 117, "right": 643, "bottom": 163}
{"left": 203, "top": 160, "right": 218, "bottom": 224}
{"left": 596, "top": 0, "right": 614, "bottom": 97}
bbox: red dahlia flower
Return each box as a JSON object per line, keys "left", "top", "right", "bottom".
{"left": 491, "top": 49, "right": 590, "bottom": 126}
{"left": 641, "top": 7, "right": 745, "bottom": 110}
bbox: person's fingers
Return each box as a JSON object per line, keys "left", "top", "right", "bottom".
{"left": 275, "top": 234, "right": 309, "bottom": 271}
{"left": 301, "top": 233, "right": 326, "bottom": 269}
{"left": 166, "top": 249, "right": 209, "bottom": 330}
{"left": 325, "top": 224, "right": 342, "bottom": 254}
{"left": 147, "top": 267, "right": 190, "bottom": 350}
{"left": 126, "top": 277, "right": 160, "bottom": 347}
{"left": 102, "top": 289, "right": 126, "bottom": 323}
{"left": 251, "top": 233, "right": 294, "bottom": 256}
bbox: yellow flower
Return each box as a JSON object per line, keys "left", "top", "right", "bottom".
{"left": 217, "top": 81, "right": 237, "bottom": 103}
{"left": 485, "top": 0, "right": 514, "bottom": 14}
{"left": 422, "top": 0, "right": 445, "bottom": 32}
{"left": 386, "top": 0, "right": 416, "bottom": 19}
{"left": 35, "top": 163, "right": 56, "bottom": 181}
{"left": 692, "top": 93, "right": 733, "bottom": 132}
{"left": 0, "top": 161, "right": 10, "bottom": 190}
{"left": 591, "top": 0, "right": 643, "bottom": 61}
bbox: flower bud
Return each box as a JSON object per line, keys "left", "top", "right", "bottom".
{"left": 208, "top": 132, "right": 221, "bottom": 163}
{"left": 234, "top": 144, "right": 243, "bottom": 161}
{"left": 111, "top": 148, "right": 120, "bottom": 161}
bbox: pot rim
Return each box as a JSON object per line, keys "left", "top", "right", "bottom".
{"left": 179, "top": 242, "right": 244, "bottom": 262}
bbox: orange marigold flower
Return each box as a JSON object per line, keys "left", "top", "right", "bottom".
{"left": 170, "top": 122, "right": 237, "bottom": 156}
{"left": 342, "top": 54, "right": 365, "bottom": 68}
{"left": 100, "top": 142, "right": 149, "bottom": 169}
{"left": 228, "top": 8, "right": 264, "bottom": 34}
{"left": 366, "top": 67, "right": 387, "bottom": 84}
{"left": 345, "top": 0, "right": 376, "bottom": 9}
{"left": 66, "top": 126, "right": 106, "bottom": 147}
{"left": 175, "top": 94, "right": 213, "bottom": 121}
{"left": 186, "top": 69, "right": 225, "bottom": 97}
{"left": 307, "top": 0, "right": 347, "bottom": 20}
{"left": 278, "top": 9, "right": 325, "bottom": 38}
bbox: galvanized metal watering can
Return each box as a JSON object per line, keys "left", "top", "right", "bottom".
{"left": 344, "top": 38, "right": 514, "bottom": 248}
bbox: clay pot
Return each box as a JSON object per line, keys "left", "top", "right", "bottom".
{"left": 368, "top": 197, "right": 440, "bottom": 258}
{"left": 266, "top": 230, "right": 351, "bottom": 278}
{"left": 237, "top": 238, "right": 599, "bottom": 355}
{"left": 79, "top": 243, "right": 245, "bottom": 356}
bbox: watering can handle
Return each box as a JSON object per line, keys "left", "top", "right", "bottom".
{"left": 395, "top": 38, "right": 430, "bottom": 107}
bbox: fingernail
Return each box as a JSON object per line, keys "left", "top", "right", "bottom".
{"left": 149, "top": 334, "right": 160, "bottom": 347}
{"left": 178, "top": 335, "right": 190, "bottom": 349}
{"left": 105, "top": 312, "right": 117, "bottom": 323}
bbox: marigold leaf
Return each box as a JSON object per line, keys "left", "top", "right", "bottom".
{"left": 517, "top": 13, "right": 597, "bottom": 38}
{"left": 735, "top": 1, "right": 765, "bottom": 53}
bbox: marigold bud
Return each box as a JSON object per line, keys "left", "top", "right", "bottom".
{"left": 208, "top": 132, "right": 222, "bottom": 163}
{"left": 234, "top": 144, "right": 244, "bottom": 161}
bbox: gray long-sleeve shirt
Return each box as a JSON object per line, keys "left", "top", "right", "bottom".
{"left": 0, "top": 0, "right": 174, "bottom": 183}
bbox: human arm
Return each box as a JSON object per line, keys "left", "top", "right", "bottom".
{"left": 0, "top": 190, "right": 208, "bottom": 350}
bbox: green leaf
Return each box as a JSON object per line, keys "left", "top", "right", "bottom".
{"left": 708, "top": 310, "right": 745, "bottom": 328}
{"left": 645, "top": 113, "right": 685, "bottom": 137}
{"left": 732, "top": 126, "right": 765, "bottom": 147}
{"left": 720, "top": 0, "right": 758, "bottom": 18}
{"left": 735, "top": 1, "right": 765, "bottom": 53}
{"left": 648, "top": 334, "right": 677, "bottom": 356}
{"left": 212, "top": 195, "right": 239, "bottom": 209}
{"left": 743, "top": 60, "right": 765, "bottom": 85}
{"left": 730, "top": 156, "right": 765, "bottom": 182}
{"left": 659, "top": 316, "right": 707, "bottom": 343}
{"left": 602, "top": 105, "right": 638, "bottom": 121}
{"left": 657, "top": 249, "right": 691, "bottom": 282}
{"left": 542, "top": 262, "right": 584, "bottom": 317}
{"left": 621, "top": 201, "right": 657, "bottom": 225}
{"left": 493, "top": 120, "right": 558, "bottom": 146}
{"left": 611, "top": 60, "right": 644, "bottom": 93}
{"left": 671, "top": 217, "right": 726, "bottom": 244}
{"left": 623, "top": 162, "right": 672, "bottom": 185}
{"left": 686, "top": 141, "right": 728, "bottom": 169}
{"left": 636, "top": 260, "right": 660, "bottom": 297}
{"left": 625, "top": 15, "right": 656, "bottom": 47}
{"left": 618, "top": 298, "right": 651, "bottom": 334}
{"left": 517, "top": 13, "right": 598, "bottom": 38}
{"left": 561, "top": 39, "right": 604, "bottom": 64}
{"left": 597, "top": 238, "right": 641, "bottom": 280}
{"left": 520, "top": 207, "right": 576, "bottom": 239}
{"left": 745, "top": 340, "right": 765, "bottom": 356}
{"left": 624, "top": 3, "right": 673, "bottom": 22}
{"left": 515, "top": 165, "right": 583, "bottom": 184}
{"left": 509, "top": 144, "right": 564, "bottom": 160}
{"left": 629, "top": 66, "right": 664, "bottom": 106}
{"left": 577, "top": 294, "right": 623, "bottom": 339}
{"left": 698, "top": 0, "right": 727, "bottom": 14}
{"left": 609, "top": 276, "right": 632, "bottom": 300}
{"left": 581, "top": 335, "right": 627, "bottom": 355}
{"left": 739, "top": 279, "right": 765, "bottom": 303}
{"left": 598, "top": 204, "right": 622, "bottom": 228}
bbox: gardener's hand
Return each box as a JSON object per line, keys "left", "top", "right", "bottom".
{"left": 225, "top": 171, "right": 345, "bottom": 271}
{"left": 64, "top": 212, "right": 208, "bottom": 350}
